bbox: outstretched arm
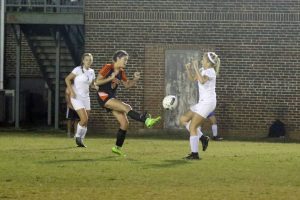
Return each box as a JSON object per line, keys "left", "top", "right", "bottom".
{"left": 123, "top": 72, "right": 140, "bottom": 88}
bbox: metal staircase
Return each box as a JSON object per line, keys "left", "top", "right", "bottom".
{"left": 21, "top": 24, "right": 84, "bottom": 119}
{"left": 5, "top": 0, "right": 85, "bottom": 128}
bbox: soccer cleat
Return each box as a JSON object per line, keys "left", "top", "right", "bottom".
{"left": 200, "top": 136, "right": 210, "bottom": 151}
{"left": 145, "top": 116, "right": 161, "bottom": 128}
{"left": 184, "top": 153, "right": 200, "bottom": 160}
{"left": 212, "top": 136, "right": 223, "bottom": 141}
{"left": 112, "top": 146, "right": 126, "bottom": 157}
{"left": 75, "top": 137, "right": 87, "bottom": 148}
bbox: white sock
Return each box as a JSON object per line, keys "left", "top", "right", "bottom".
{"left": 189, "top": 136, "right": 199, "bottom": 153}
{"left": 75, "top": 124, "right": 86, "bottom": 138}
{"left": 81, "top": 127, "right": 88, "bottom": 139}
{"left": 212, "top": 124, "right": 218, "bottom": 137}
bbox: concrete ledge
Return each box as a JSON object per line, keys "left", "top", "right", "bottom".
{"left": 6, "top": 12, "right": 84, "bottom": 25}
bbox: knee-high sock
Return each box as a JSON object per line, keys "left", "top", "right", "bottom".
{"left": 75, "top": 124, "right": 86, "bottom": 138}
{"left": 81, "top": 126, "right": 88, "bottom": 139}
{"left": 116, "top": 129, "right": 127, "bottom": 147}
{"left": 212, "top": 124, "right": 218, "bottom": 137}
{"left": 190, "top": 136, "right": 199, "bottom": 153}
{"left": 127, "top": 110, "right": 147, "bottom": 123}
{"left": 184, "top": 121, "right": 203, "bottom": 138}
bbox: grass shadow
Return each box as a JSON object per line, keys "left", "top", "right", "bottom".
{"left": 147, "top": 159, "right": 191, "bottom": 168}
{"left": 39, "top": 156, "right": 123, "bottom": 164}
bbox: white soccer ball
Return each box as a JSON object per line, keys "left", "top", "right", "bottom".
{"left": 162, "top": 95, "right": 178, "bottom": 110}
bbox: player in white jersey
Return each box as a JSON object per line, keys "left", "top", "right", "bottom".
{"left": 65, "top": 53, "right": 96, "bottom": 147}
{"left": 180, "top": 52, "right": 220, "bottom": 160}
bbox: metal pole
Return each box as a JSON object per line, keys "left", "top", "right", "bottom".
{"left": 54, "top": 30, "right": 60, "bottom": 129}
{"left": 47, "top": 84, "right": 52, "bottom": 126}
{"left": 0, "top": 0, "right": 5, "bottom": 90}
{"left": 15, "top": 25, "right": 21, "bottom": 129}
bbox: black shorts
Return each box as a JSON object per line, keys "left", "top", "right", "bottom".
{"left": 66, "top": 107, "right": 80, "bottom": 120}
{"left": 96, "top": 91, "right": 115, "bottom": 112}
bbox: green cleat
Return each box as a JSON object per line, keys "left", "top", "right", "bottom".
{"left": 112, "top": 146, "right": 126, "bottom": 157}
{"left": 145, "top": 116, "right": 161, "bottom": 128}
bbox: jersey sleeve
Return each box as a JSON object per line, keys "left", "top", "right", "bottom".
{"left": 71, "top": 67, "right": 81, "bottom": 76}
{"left": 99, "top": 64, "right": 112, "bottom": 78}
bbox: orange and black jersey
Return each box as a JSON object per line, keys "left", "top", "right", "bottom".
{"left": 97, "top": 64, "right": 128, "bottom": 96}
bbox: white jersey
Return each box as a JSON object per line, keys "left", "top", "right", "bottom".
{"left": 71, "top": 66, "right": 95, "bottom": 98}
{"left": 197, "top": 67, "right": 216, "bottom": 102}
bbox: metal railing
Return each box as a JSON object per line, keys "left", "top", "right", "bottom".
{"left": 6, "top": 0, "right": 84, "bottom": 13}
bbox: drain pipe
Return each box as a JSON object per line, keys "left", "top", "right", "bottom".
{"left": 0, "top": 0, "right": 5, "bottom": 89}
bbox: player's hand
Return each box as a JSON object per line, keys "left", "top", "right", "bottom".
{"left": 93, "top": 82, "right": 99, "bottom": 90}
{"left": 133, "top": 72, "right": 140, "bottom": 80}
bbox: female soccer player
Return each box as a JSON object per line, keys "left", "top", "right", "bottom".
{"left": 95, "top": 50, "right": 161, "bottom": 156}
{"left": 65, "top": 53, "right": 95, "bottom": 147}
{"left": 180, "top": 52, "right": 220, "bottom": 160}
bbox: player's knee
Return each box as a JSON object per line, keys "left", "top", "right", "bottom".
{"left": 80, "top": 117, "right": 88, "bottom": 127}
{"left": 120, "top": 120, "right": 129, "bottom": 130}
{"left": 123, "top": 104, "right": 132, "bottom": 113}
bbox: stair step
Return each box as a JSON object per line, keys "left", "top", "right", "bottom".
{"left": 30, "top": 36, "right": 54, "bottom": 41}
{"left": 38, "top": 54, "right": 73, "bottom": 60}
{"left": 45, "top": 67, "right": 74, "bottom": 73}
{"left": 35, "top": 47, "right": 70, "bottom": 54}
{"left": 40, "top": 60, "right": 74, "bottom": 66}
{"left": 31, "top": 40, "right": 68, "bottom": 48}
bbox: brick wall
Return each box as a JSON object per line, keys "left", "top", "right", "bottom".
{"left": 4, "top": 25, "right": 41, "bottom": 79}
{"left": 84, "top": 1, "right": 299, "bottom": 138}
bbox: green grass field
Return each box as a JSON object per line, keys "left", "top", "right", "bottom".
{"left": 0, "top": 132, "right": 300, "bottom": 200}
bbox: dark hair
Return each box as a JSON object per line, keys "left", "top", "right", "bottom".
{"left": 112, "top": 50, "right": 128, "bottom": 62}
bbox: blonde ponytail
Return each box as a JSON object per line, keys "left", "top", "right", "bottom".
{"left": 207, "top": 52, "right": 220, "bottom": 76}
{"left": 214, "top": 56, "right": 220, "bottom": 76}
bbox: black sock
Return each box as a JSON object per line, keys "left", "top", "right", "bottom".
{"left": 127, "top": 110, "right": 147, "bottom": 123}
{"left": 116, "top": 129, "right": 127, "bottom": 147}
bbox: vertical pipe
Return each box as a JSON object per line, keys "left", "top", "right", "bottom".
{"left": 0, "top": 0, "right": 5, "bottom": 90}
{"left": 54, "top": 30, "right": 60, "bottom": 129}
{"left": 15, "top": 25, "right": 21, "bottom": 129}
{"left": 47, "top": 85, "right": 52, "bottom": 126}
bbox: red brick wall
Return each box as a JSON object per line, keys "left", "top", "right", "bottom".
{"left": 85, "top": 0, "right": 300, "bottom": 138}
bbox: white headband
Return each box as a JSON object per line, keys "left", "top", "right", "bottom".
{"left": 207, "top": 52, "right": 216, "bottom": 64}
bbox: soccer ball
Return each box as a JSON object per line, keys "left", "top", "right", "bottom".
{"left": 162, "top": 95, "right": 178, "bottom": 110}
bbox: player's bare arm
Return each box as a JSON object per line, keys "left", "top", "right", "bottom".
{"left": 65, "top": 73, "right": 76, "bottom": 98}
{"left": 123, "top": 72, "right": 140, "bottom": 88}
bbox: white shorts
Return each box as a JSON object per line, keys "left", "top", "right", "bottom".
{"left": 190, "top": 100, "right": 216, "bottom": 118}
{"left": 70, "top": 96, "right": 91, "bottom": 111}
